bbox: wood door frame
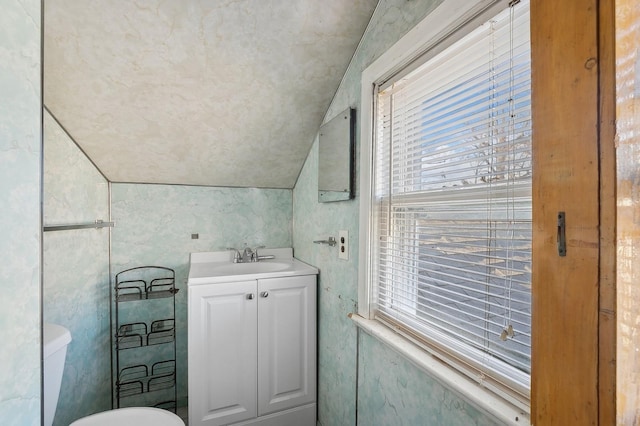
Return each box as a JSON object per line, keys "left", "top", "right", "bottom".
{"left": 597, "top": 0, "right": 616, "bottom": 423}
{"left": 531, "top": 0, "right": 616, "bottom": 424}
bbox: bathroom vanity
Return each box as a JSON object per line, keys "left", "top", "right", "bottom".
{"left": 187, "top": 248, "right": 318, "bottom": 426}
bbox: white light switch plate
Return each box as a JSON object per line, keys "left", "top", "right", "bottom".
{"left": 338, "top": 230, "right": 349, "bottom": 260}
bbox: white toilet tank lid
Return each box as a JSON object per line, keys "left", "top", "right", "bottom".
{"left": 43, "top": 323, "right": 72, "bottom": 358}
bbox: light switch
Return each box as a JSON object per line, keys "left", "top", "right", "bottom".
{"left": 338, "top": 230, "right": 349, "bottom": 261}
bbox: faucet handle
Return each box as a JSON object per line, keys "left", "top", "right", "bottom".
{"left": 252, "top": 246, "right": 266, "bottom": 262}
{"left": 226, "top": 247, "right": 241, "bottom": 263}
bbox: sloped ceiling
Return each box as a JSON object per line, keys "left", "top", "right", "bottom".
{"left": 44, "top": 0, "right": 378, "bottom": 188}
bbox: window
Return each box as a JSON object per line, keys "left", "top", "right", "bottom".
{"left": 361, "top": 0, "right": 531, "bottom": 407}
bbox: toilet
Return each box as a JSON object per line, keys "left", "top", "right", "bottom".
{"left": 43, "top": 323, "right": 72, "bottom": 426}
{"left": 69, "top": 407, "right": 184, "bottom": 426}
{"left": 43, "top": 323, "right": 183, "bottom": 426}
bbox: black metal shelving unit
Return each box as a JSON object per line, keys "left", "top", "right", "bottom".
{"left": 113, "top": 266, "right": 178, "bottom": 413}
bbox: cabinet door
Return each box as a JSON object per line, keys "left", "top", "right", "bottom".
{"left": 189, "top": 281, "right": 258, "bottom": 426}
{"left": 257, "top": 275, "right": 316, "bottom": 416}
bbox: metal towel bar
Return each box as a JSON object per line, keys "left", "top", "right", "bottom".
{"left": 43, "top": 219, "right": 115, "bottom": 232}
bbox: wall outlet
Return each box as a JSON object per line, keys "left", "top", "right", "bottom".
{"left": 338, "top": 230, "right": 349, "bottom": 261}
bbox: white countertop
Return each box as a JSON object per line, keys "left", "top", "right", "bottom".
{"left": 187, "top": 248, "right": 318, "bottom": 285}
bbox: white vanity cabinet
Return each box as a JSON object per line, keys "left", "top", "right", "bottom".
{"left": 188, "top": 254, "right": 317, "bottom": 426}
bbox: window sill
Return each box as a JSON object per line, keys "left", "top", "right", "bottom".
{"left": 349, "top": 313, "right": 530, "bottom": 426}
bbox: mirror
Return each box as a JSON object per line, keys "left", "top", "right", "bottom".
{"left": 318, "top": 107, "right": 355, "bottom": 202}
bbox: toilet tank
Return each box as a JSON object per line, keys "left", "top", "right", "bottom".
{"left": 43, "top": 323, "right": 72, "bottom": 426}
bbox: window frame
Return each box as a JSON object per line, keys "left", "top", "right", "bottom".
{"left": 357, "top": 0, "right": 531, "bottom": 417}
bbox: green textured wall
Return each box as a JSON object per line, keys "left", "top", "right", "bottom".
{"left": 0, "top": 0, "right": 42, "bottom": 424}
{"left": 293, "top": 0, "right": 503, "bottom": 424}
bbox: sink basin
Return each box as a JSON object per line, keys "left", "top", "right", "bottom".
{"left": 188, "top": 248, "right": 319, "bottom": 285}
{"left": 212, "top": 261, "right": 291, "bottom": 275}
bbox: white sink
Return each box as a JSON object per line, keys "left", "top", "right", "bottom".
{"left": 212, "top": 261, "right": 291, "bottom": 275}
{"left": 188, "top": 248, "right": 318, "bottom": 285}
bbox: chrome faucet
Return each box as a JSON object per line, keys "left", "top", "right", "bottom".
{"left": 243, "top": 246, "right": 255, "bottom": 262}
{"left": 227, "top": 245, "right": 272, "bottom": 263}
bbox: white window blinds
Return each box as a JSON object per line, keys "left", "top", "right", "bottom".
{"left": 372, "top": 0, "right": 531, "bottom": 400}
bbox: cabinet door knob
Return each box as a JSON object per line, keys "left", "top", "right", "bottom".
{"left": 247, "top": 293, "right": 255, "bottom": 300}
{"left": 261, "top": 291, "right": 269, "bottom": 298}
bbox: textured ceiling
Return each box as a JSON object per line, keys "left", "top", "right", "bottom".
{"left": 44, "top": 0, "right": 377, "bottom": 188}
